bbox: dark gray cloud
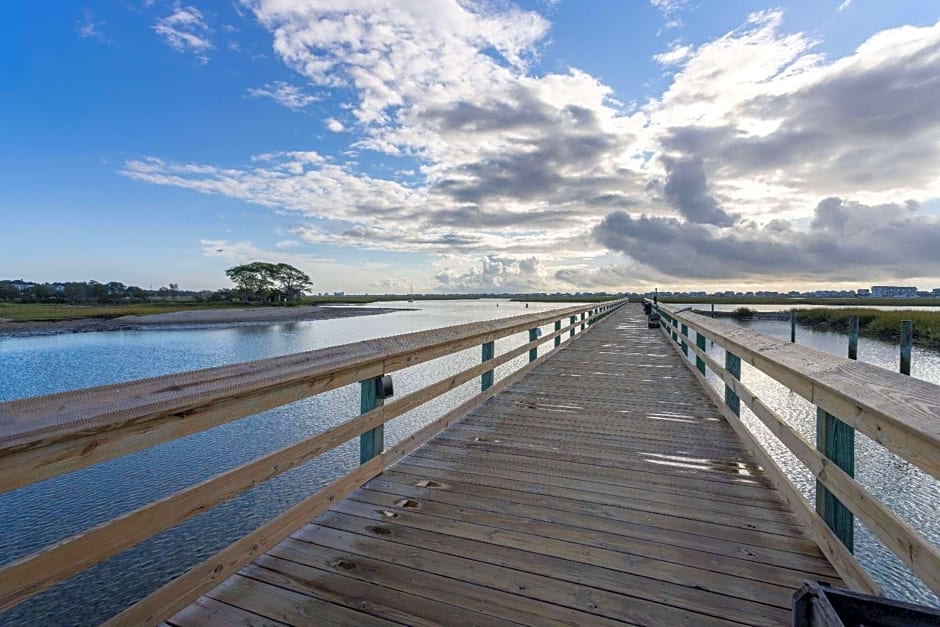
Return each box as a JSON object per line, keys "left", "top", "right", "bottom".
{"left": 593, "top": 197, "right": 940, "bottom": 279}
{"left": 660, "top": 155, "right": 736, "bottom": 225}
{"left": 660, "top": 26, "right": 940, "bottom": 196}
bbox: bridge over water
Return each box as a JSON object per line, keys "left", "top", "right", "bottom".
{"left": 1, "top": 301, "right": 938, "bottom": 625}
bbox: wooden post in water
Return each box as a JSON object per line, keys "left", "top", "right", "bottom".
{"left": 680, "top": 323, "right": 689, "bottom": 357}
{"left": 900, "top": 320, "right": 912, "bottom": 376}
{"left": 696, "top": 332, "right": 706, "bottom": 375}
{"left": 816, "top": 408, "right": 855, "bottom": 552}
{"left": 790, "top": 309, "right": 796, "bottom": 343}
{"left": 481, "top": 341, "right": 494, "bottom": 391}
{"left": 570, "top": 315, "right": 576, "bottom": 338}
{"left": 848, "top": 316, "right": 859, "bottom": 360}
{"left": 554, "top": 320, "right": 561, "bottom": 347}
{"left": 710, "top": 303, "right": 715, "bottom": 318}
{"left": 529, "top": 328, "right": 538, "bottom": 362}
{"left": 359, "top": 377, "right": 384, "bottom": 464}
{"left": 724, "top": 351, "right": 741, "bottom": 416}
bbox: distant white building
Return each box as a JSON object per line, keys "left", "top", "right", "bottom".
{"left": 871, "top": 285, "right": 917, "bottom": 298}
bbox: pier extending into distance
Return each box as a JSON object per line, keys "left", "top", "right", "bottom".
{"left": 1, "top": 301, "right": 939, "bottom": 625}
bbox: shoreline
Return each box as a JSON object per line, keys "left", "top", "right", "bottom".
{"left": 0, "top": 305, "right": 408, "bottom": 338}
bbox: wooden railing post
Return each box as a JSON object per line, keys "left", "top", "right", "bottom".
{"left": 529, "top": 328, "right": 538, "bottom": 362}
{"left": 481, "top": 341, "right": 494, "bottom": 391}
{"left": 816, "top": 408, "right": 855, "bottom": 552}
{"left": 696, "top": 332, "right": 706, "bottom": 375}
{"left": 724, "top": 350, "right": 740, "bottom": 416}
{"left": 900, "top": 320, "right": 912, "bottom": 376}
{"left": 570, "top": 315, "right": 576, "bottom": 337}
{"left": 790, "top": 309, "right": 796, "bottom": 343}
{"left": 580, "top": 313, "right": 586, "bottom": 331}
{"left": 554, "top": 320, "right": 561, "bottom": 347}
{"left": 680, "top": 323, "right": 689, "bottom": 357}
{"left": 359, "top": 376, "right": 384, "bottom": 464}
{"left": 848, "top": 316, "right": 859, "bottom": 360}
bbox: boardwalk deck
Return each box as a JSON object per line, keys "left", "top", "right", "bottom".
{"left": 168, "top": 305, "right": 843, "bottom": 626}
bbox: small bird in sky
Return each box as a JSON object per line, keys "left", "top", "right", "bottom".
{"left": 216, "top": 249, "right": 223, "bottom": 253}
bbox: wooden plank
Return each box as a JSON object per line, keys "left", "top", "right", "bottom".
{"left": 364, "top": 475, "right": 838, "bottom": 585}
{"left": 336, "top": 492, "right": 797, "bottom": 608}
{"left": 167, "top": 596, "right": 288, "bottom": 627}
{"left": 306, "top": 510, "right": 790, "bottom": 625}
{"left": 381, "top": 465, "right": 833, "bottom": 570}
{"left": 243, "top": 559, "right": 520, "bottom": 627}
{"left": 205, "top": 574, "right": 396, "bottom": 626}
{"left": 261, "top": 541, "right": 627, "bottom": 627}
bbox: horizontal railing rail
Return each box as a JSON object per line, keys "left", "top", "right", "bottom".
{"left": 649, "top": 300, "right": 940, "bottom": 600}
{"left": 0, "top": 299, "right": 624, "bottom": 624}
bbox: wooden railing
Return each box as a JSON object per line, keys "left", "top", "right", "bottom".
{"left": 650, "top": 301, "right": 940, "bottom": 599}
{"left": 0, "top": 300, "right": 625, "bottom": 624}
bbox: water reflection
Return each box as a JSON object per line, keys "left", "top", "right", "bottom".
{"left": 0, "top": 299, "right": 585, "bottom": 625}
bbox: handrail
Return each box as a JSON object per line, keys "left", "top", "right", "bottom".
{"left": 648, "top": 300, "right": 940, "bottom": 599}
{"left": 0, "top": 299, "right": 625, "bottom": 622}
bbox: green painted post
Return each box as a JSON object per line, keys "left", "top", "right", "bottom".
{"left": 680, "top": 323, "right": 688, "bottom": 357}
{"left": 570, "top": 315, "right": 576, "bottom": 338}
{"left": 696, "top": 332, "right": 706, "bottom": 375}
{"left": 816, "top": 408, "right": 855, "bottom": 552}
{"left": 848, "top": 316, "right": 859, "bottom": 360}
{"left": 900, "top": 320, "right": 912, "bottom": 376}
{"left": 481, "top": 341, "right": 494, "bottom": 391}
{"left": 724, "top": 351, "right": 740, "bottom": 417}
{"left": 580, "top": 313, "right": 585, "bottom": 331}
{"left": 529, "top": 328, "right": 538, "bottom": 361}
{"left": 359, "top": 377, "right": 384, "bottom": 464}
{"left": 790, "top": 309, "right": 796, "bottom": 343}
{"left": 672, "top": 318, "right": 678, "bottom": 343}
{"left": 554, "top": 320, "right": 561, "bottom": 347}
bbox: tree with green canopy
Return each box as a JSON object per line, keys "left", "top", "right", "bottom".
{"left": 225, "top": 262, "right": 311, "bottom": 303}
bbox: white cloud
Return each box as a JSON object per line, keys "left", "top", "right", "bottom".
{"left": 247, "top": 81, "right": 317, "bottom": 110}
{"left": 275, "top": 240, "right": 300, "bottom": 249}
{"left": 124, "top": 5, "right": 940, "bottom": 290}
{"left": 154, "top": 4, "right": 212, "bottom": 62}
{"left": 838, "top": 0, "right": 853, "bottom": 11}
{"left": 653, "top": 43, "right": 692, "bottom": 65}
{"left": 77, "top": 9, "right": 111, "bottom": 44}
{"left": 649, "top": 0, "right": 691, "bottom": 29}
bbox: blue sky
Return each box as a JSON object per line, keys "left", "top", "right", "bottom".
{"left": 3, "top": 1, "right": 940, "bottom": 293}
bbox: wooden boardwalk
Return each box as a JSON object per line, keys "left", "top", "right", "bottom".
{"left": 169, "top": 305, "right": 843, "bottom": 626}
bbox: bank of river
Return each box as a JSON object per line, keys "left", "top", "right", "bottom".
{"left": 0, "top": 304, "right": 406, "bottom": 338}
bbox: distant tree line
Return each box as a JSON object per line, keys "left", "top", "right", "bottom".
{"left": 0, "top": 261, "right": 311, "bottom": 305}
{"left": 0, "top": 280, "right": 154, "bottom": 304}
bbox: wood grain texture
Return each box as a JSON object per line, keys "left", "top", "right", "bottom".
{"left": 167, "top": 305, "right": 845, "bottom": 627}
{"left": 658, "top": 303, "right": 940, "bottom": 480}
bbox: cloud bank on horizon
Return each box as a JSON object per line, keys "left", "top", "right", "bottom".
{"left": 120, "top": 1, "right": 940, "bottom": 292}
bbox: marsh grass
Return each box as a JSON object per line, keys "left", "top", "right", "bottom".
{"left": 796, "top": 308, "right": 940, "bottom": 351}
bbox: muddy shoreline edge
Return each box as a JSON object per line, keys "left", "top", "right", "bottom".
{"left": 0, "top": 305, "right": 409, "bottom": 338}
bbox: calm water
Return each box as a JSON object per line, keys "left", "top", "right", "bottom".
{"left": 0, "top": 299, "right": 585, "bottom": 626}
{"left": 680, "top": 314, "right": 940, "bottom": 607}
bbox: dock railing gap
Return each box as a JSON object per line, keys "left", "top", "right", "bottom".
{"left": 650, "top": 299, "right": 940, "bottom": 599}
{"left": 0, "top": 299, "right": 624, "bottom": 623}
